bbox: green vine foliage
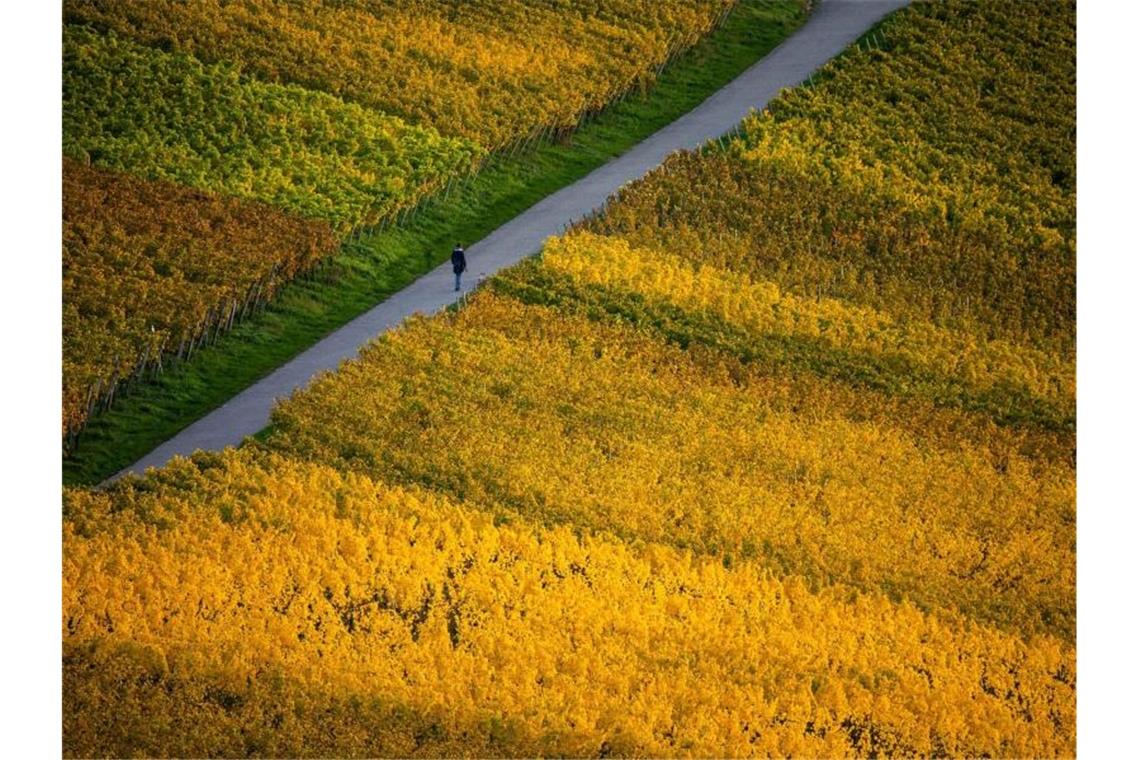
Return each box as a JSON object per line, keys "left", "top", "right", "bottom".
{"left": 63, "top": 25, "right": 484, "bottom": 231}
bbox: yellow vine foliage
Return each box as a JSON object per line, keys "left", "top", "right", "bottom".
{"left": 64, "top": 449, "right": 1075, "bottom": 757}
{"left": 63, "top": 0, "right": 739, "bottom": 149}
{"left": 542, "top": 231, "right": 1074, "bottom": 411}
{"left": 269, "top": 293, "right": 1075, "bottom": 641}
{"left": 591, "top": 0, "right": 1074, "bottom": 353}
{"left": 62, "top": 1, "right": 1076, "bottom": 754}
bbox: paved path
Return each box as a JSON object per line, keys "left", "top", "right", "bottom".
{"left": 113, "top": 0, "right": 909, "bottom": 482}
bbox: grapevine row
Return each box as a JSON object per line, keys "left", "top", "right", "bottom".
{"left": 64, "top": 0, "right": 743, "bottom": 151}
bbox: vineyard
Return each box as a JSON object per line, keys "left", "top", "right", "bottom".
{"left": 64, "top": 25, "right": 483, "bottom": 230}
{"left": 512, "top": 233, "right": 1074, "bottom": 431}
{"left": 65, "top": 448, "right": 1073, "bottom": 758}
{"left": 61, "top": 0, "right": 746, "bottom": 451}
{"left": 63, "top": 0, "right": 1075, "bottom": 756}
{"left": 62, "top": 160, "right": 339, "bottom": 440}
{"left": 267, "top": 293, "right": 1074, "bottom": 640}
{"left": 64, "top": 0, "right": 738, "bottom": 149}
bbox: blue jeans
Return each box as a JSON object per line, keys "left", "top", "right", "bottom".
{"left": 454, "top": 271, "right": 462, "bottom": 291}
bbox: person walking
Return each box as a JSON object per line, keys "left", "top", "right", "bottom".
{"left": 451, "top": 243, "right": 467, "bottom": 292}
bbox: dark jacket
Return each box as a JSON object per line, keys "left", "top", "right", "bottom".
{"left": 451, "top": 247, "right": 467, "bottom": 274}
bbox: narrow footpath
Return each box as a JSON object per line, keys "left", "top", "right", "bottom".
{"left": 113, "top": 0, "right": 909, "bottom": 482}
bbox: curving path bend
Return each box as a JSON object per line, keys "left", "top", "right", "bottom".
{"left": 112, "top": 0, "right": 909, "bottom": 482}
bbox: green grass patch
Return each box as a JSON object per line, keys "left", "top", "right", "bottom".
{"left": 64, "top": 0, "right": 808, "bottom": 486}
